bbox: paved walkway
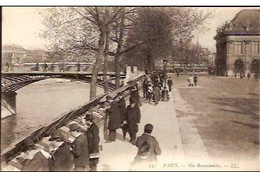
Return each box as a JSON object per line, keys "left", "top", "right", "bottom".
{"left": 97, "top": 91, "right": 185, "bottom": 171}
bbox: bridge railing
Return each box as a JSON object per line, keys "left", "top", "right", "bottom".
{"left": 1, "top": 74, "right": 146, "bottom": 167}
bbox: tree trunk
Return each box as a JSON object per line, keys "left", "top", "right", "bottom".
{"left": 146, "top": 44, "right": 155, "bottom": 71}
{"left": 90, "top": 30, "right": 105, "bottom": 100}
{"left": 115, "top": 9, "right": 125, "bottom": 89}
{"left": 103, "top": 11, "right": 110, "bottom": 93}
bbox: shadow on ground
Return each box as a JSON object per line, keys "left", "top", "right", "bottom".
{"left": 210, "top": 97, "right": 259, "bottom": 120}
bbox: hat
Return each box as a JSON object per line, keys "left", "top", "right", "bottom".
{"left": 23, "top": 138, "right": 34, "bottom": 148}
{"left": 69, "top": 123, "right": 79, "bottom": 132}
{"left": 85, "top": 114, "right": 94, "bottom": 121}
{"left": 49, "top": 130, "right": 63, "bottom": 141}
{"left": 144, "top": 123, "right": 153, "bottom": 133}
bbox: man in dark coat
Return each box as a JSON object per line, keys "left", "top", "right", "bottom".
{"left": 153, "top": 84, "right": 161, "bottom": 106}
{"left": 69, "top": 123, "right": 89, "bottom": 171}
{"left": 116, "top": 92, "right": 128, "bottom": 139}
{"left": 167, "top": 77, "right": 173, "bottom": 92}
{"left": 48, "top": 130, "right": 74, "bottom": 171}
{"left": 130, "top": 85, "right": 141, "bottom": 106}
{"left": 106, "top": 96, "right": 121, "bottom": 142}
{"left": 132, "top": 124, "right": 161, "bottom": 169}
{"left": 16, "top": 138, "right": 49, "bottom": 171}
{"left": 142, "top": 78, "right": 149, "bottom": 99}
{"left": 194, "top": 74, "right": 198, "bottom": 86}
{"left": 85, "top": 114, "right": 100, "bottom": 171}
{"left": 126, "top": 98, "right": 141, "bottom": 145}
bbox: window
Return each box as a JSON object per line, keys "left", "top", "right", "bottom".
{"left": 252, "top": 42, "right": 259, "bottom": 54}
{"left": 235, "top": 42, "right": 242, "bottom": 54}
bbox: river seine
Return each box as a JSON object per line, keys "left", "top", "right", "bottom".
{"left": 1, "top": 79, "right": 103, "bottom": 151}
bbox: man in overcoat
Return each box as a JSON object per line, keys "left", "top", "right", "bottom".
{"left": 106, "top": 96, "right": 121, "bottom": 142}
{"left": 126, "top": 98, "right": 141, "bottom": 145}
{"left": 133, "top": 124, "right": 161, "bottom": 169}
{"left": 69, "top": 123, "right": 89, "bottom": 171}
{"left": 116, "top": 92, "right": 128, "bottom": 139}
{"left": 85, "top": 114, "right": 100, "bottom": 171}
{"left": 48, "top": 130, "right": 74, "bottom": 171}
{"left": 153, "top": 84, "right": 161, "bottom": 106}
{"left": 167, "top": 77, "right": 173, "bottom": 92}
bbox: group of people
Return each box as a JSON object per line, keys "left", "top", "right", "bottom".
{"left": 15, "top": 82, "right": 162, "bottom": 171}
{"left": 16, "top": 112, "right": 100, "bottom": 171}
{"left": 105, "top": 86, "right": 162, "bottom": 169}
{"left": 187, "top": 74, "right": 198, "bottom": 87}
{"left": 142, "top": 71, "right": 173, "bottom": 105}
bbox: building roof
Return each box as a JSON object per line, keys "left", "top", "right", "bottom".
{"left": 2, "top": 45, "right": 26, "bottom": 53}
{"left": 215, "top": 9, "right": 260, "bottom": 39}
{"left": 230, "top": 9, "right": 260, "bottom": 32}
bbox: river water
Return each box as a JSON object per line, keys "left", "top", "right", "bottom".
{"left": 1, "top": 79, "right": 103, "bottom": 151}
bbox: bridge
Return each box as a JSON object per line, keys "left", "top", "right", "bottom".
{"left": 1, "top": 71, "right": 127, "bottom": 119}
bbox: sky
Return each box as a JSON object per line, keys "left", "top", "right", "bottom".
{"left": 2, "top": 7, "right": 260, "bottom": 52}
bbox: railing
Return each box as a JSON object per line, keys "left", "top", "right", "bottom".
{"left": 1, "top": 74, "right": 145, "bottom": 167}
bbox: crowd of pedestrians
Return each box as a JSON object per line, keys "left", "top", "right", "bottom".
{"left": 14, "top": 74, "right": 163, "bottom": 171}
{"left": 142, "top": 71, "right": 173, "bottom": 105}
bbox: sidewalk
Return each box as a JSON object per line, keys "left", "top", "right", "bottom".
{"left": 97, "top": 91, "right": 185, "bottom": 171}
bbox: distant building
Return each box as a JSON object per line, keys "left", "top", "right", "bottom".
{"left": 214, "top": 9, "right": 260, "bottom": 76}
{"left": 2, "top": 45, "right": 26, "bottom": 66}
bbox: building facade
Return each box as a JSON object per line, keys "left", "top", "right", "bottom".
{"left": 214, "top": 9, "right": 260, "bottom": 77}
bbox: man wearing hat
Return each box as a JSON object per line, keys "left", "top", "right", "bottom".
{"left": 134, "top": 124, "right": 161, "bottom": 167}
{"left": 125, "top": 97, "right": 141, "bottom": 144}
{"left": 69, "top": 123, "right": 89, "bottom": 171}
{"left": 106, "top": 96, "right": 121, "bottom": 142}
{"left": 49, "top": 129, "right": 74, "bottom": 171}
{"left": 85, "top": 113, "right": 100, "bottom": 171}
{"left": 16, "top": 138, "right": 49, "bottom": 171}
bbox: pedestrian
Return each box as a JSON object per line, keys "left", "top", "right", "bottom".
{"left": 147, "top": 84, "right": 153, "bottom": 103}
{"left": 50, "top": 62, "right": 55, "bottom": 72}
{"left": 240, "top": 72, "right": 243, "bottom": 79}
{"left": 176, "top": 70, "right": 180, "bottom": 77}
{"left": 188, "top": 75, "right": 194, "bottom": 87}
{"left": 59, "top": 62, "right": 65, "bottom": 72}
{"left": 106, "top": 96, "right": 121, "bottom": 142}
{"left": 48, "top": 130, "right": 74, "bottom": 171}
{"left": 153, "top": 84, "right": 161, "bottom": 106}
{"left": 16, "top": 138, "right": 49, "bottom": 171}
{"left": 130, "top": 85, "right": 141, "bottom": 106}
{"left": 247, "top": 72, "right": 251, "bottom": 79}
{"left": 69, "top": 123, "right": 89, "bottom": 171}
{"left": 116, "top": 92, "right": 128, "bottom": 140}
{"left": 194, "top": 74, "right": 198, "bottom": 86}
{"left": 161, "top": 87, "right": 169, "bottom": 101}
{"left": 142, "top": 78, "right": 149, "bottom": 99}
{"left": 43, "top": 62, "right": 48, "bottom": 72}
{"left": 126, "top": 98, "right": 141, "bottom": 145}
{"left": 167, "top": 77, "right": 173, "bottom": 92}
{"left": 84, "top": 114, "right": 100, "bottom": 171}
{"left": 131, "top": 124, "right": 162, "bottom": 170}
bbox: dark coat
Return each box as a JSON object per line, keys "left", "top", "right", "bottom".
{"left": 71, "top": 134, "right": 89, "bottom": 167}
{"left": 117, "top": 97, "right": 126, "bottom": 122}
{"left": 49, "top": 142, "right": 74, "bottom": 171}
{"left": 85, "top": 123, "right": 100, "bottom": 154}
{"left": 20, "top": 151, "right": 49, "bottom": 171}
{"left": 135, "top": 133, "right": 162, "bottom": 162}
{"left": 126, "top": 104, "right": 141, "bottom": 133}
{"left": 107, "top": 101, "right": 122, "bottom": 130}
{"left": 167, "top": 79, "right": 173, "bottom": 86}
